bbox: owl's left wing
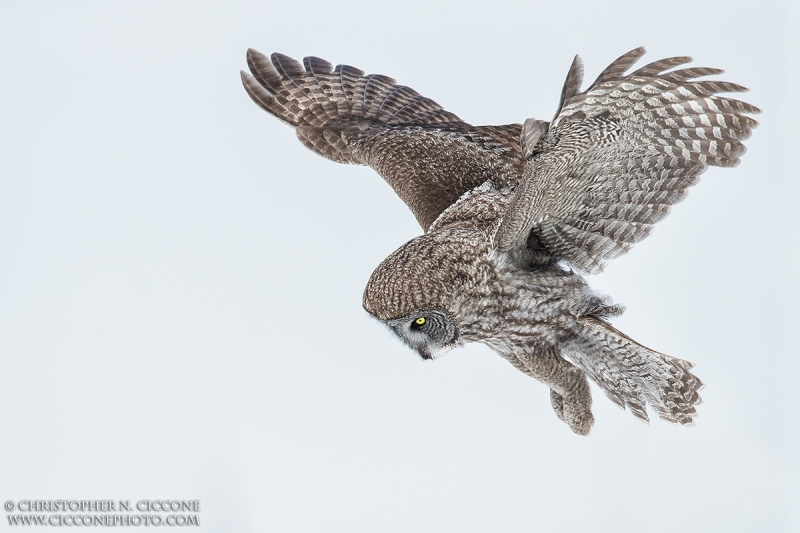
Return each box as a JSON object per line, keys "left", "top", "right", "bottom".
{"left": 494, "top": 48, "right": 760, "bottom": 273}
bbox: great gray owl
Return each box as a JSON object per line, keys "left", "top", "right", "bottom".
{"left": 241, "top": 47, "right": 758, "bottom": 435}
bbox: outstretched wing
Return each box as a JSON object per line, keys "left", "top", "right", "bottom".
{"left": 242, "top": 49, "right": 525, "bottom": 230}
{"left": 495, "top": 47, "right": 760, "bottom": 273}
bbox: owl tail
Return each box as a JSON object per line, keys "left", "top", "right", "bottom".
{"left": 563, "top": 317, "right": 703, "bottom": 425}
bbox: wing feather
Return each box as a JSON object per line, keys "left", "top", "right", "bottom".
{"left": 495, "top": 48, "right": 759, "bottom": 272}
{"left": 555, "top": 55, "right": 584, "bottom": 116}
{"left": 242, "top": 49, "right": 525, "bottom": 230}
{"left": 630, "top": 56, "right": 693, "bottom": 77}
{"left": 588, "top": 47, "right": 646, "bottom": 89}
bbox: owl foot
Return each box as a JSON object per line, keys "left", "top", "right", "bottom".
{"left": 550, "top": 388, "right": 593, "bottom": 435}
{"left": 553, "top": 371, "right": 594, "bottom": 436}
{"left": 562, "top": 395, "right": 594, "bottom": 436}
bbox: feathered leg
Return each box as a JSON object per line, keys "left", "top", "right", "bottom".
{"left": 508, "top": 348, "right": 594, "bottom": 435}
{"left": 550, "top": 389, "right": 565, "bottom": 422}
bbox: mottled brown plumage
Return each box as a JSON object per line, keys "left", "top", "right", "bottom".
{"left": 242, "top": 47, "right": 758, "bottom": 435}
{"left": 242, "top": 49, "right": 524, "bottom": 230}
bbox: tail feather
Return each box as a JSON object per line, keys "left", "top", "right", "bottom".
{"left": 564, "top": 317, "right": 703, "bottom": 425}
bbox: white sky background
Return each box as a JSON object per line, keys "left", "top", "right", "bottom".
{"left": 1, "top": 1, "right": 797, "bottom": 531}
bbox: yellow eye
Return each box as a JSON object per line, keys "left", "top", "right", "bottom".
{"left": 415, "top": 317, "right": 426, "bottom": 325}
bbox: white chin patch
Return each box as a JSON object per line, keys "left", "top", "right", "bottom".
{"left": 428, "top": 344, "right": 455, "bottom": 360}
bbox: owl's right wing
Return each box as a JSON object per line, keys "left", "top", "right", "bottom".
{"left": 494, "top": 48, "right": 759, "bottom": 273}
{"left": 242, "top": 49, "right": 525, "bottom": 230}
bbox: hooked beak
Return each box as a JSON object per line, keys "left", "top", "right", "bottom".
{"left": 414, "top": 343, "right": 457, "bottom": 361}
{"left": 414, "top": 345, "right": 433, "bottom": 360}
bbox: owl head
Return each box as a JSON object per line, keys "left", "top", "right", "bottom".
{"left": 362, "top": 228, "right": 493, "bottom": 360}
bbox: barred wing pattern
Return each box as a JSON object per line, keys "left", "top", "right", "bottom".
{"left": 242, "top": 49, "right": 525, "bottom": 230}
{"left": 496, "top": 47, "right": 760, "bottom": 273}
